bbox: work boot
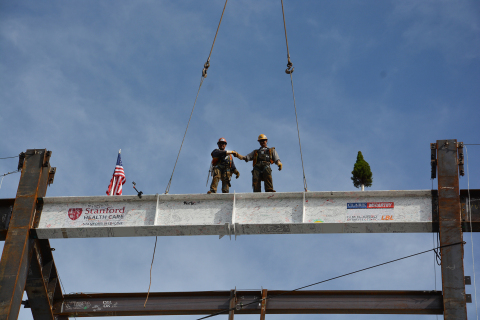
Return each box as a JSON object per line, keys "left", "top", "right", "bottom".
{"left": 266, "top": 189, "right": 276, "bottom": 192}
{"left": 207, "top": 190, "right": 214, "bottom": 194}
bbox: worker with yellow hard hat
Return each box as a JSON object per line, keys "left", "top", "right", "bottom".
{"left": 242, "top": 134, "right": 282, "bottom": 192}
{"left": 207, "top": 137, "right": 243, "bottom": 194}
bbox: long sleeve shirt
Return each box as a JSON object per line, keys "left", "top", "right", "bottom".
{"left": 211, "top": 149, "right": 237, "bottom": 171}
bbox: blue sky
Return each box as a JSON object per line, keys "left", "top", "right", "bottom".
{"left": 1, "top": 1, "right": 479, "bottom": 319}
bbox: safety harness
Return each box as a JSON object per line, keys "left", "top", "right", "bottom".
{"left": 253, "top": 147, "right": 275, "bottom": 167}
{"left": 212, "top": 154, "right": 233, "bottom": 168}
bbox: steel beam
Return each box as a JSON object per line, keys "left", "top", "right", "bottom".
{"left": 52, "top": 290, "right": 443, "bottom": 317}
{"left": 1, "top": 191, "right": 479, "bottom": 237}
{"left": 25, "top": 239, "right": 62, "bottom": 320}
{"left": 436, "top": 140, "right": 467, "bottom": 319}
{"left": 0, "top": 149, "right": 48, "bottom": 320}
{"left": 34, "top": 190, "right": 436, "bottom": 238}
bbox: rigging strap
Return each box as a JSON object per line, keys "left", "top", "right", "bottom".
{"left": 165, "top": 0, "right": 229, "bottom": 194}
{"left": 281, "top": 0, "right": 307, "bottom": 191}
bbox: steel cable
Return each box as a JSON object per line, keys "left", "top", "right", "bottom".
{"left": 281, "top": 0, "right": 307, "bottom": 191}
{"left": 144, "top": 236, "right": 158, "bottom": 307}
{"left": 164, "top": 0, "right": 229, "bottom": 194}
{"left": 165, "top": 76, "right": 205, "bottom": 194}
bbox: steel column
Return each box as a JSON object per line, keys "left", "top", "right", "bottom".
{"left": 52, "top": 290, "right": 443, "bottom": 317}
{"left": 437, "top": 139, "right": 467, "bottom": 319}
{"left": 228, "top": 289, "right": 235, "bottom": 320}
{"left": 259, "top": 289, "right": 267, "bottom": 320}
{"left": 0, "top": 150, "right": 48, "bottom": 320}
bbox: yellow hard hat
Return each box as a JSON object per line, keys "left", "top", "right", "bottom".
{"left": 257, "top": 134, "right": 268, "bottom": 141}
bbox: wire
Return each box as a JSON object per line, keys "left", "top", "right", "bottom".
{"left": 0, "top": 155, "right": 19, "bottom": 160}
{"left": 465, "top": 146, "right": 479, "bottom": 319}
{"left": 195, "top": 241, "right": 464, "bottom": 320}
{"left": 0, "top": 170, "right": 20, "bottom": 190}
{"left": 280, "top": 0, "right": 308, "bottom": 192}
{"left": 144, "top": 236, "right": 158, "bottom": 307}
{"left": 165, "top": 0, "right": 229, "bottom": 194}
{"left": 1, "top": 170, "right": 19, "bottom": 177}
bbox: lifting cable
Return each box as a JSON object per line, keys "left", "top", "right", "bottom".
{"left": 281, "top": 0, "right": 308, "bottom": 192}
{"left": 164, "top": 0, "right": 229, "bottom": 195}
{"left": 196, "top": 241, "right": 465, "bottom": 320}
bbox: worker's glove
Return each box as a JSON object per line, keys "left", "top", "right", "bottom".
{"left": 277, "top": 161, "right": 283, "bottom": 171}
{"left": 234, "top": 170, "right": 240, "bottom": 179}
{"left": 235, "top": 153, "right": 245, "bottom": 160}
{"left": 244, "top": 158, "right": 249, "bottom": 163}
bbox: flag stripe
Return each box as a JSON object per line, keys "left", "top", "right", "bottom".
{"left": 107, "top": 153, "right": 126, "bottom": 196}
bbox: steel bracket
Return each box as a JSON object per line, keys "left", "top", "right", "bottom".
{"left": 430, "top": 143, "right": 437, "bottom": 179}
{"left": 457, "top": 142, "right": 465, "bottom": 176}
{"left": 48, "top": 167, "right": 56, "bottom": 186}
{"left": 44, "top": 150, "right": 52, "bottom": 167}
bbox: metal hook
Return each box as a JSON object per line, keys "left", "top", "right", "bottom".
{"left": 285, "top": 58, "right": 294, "bottom": 74}
{"left": 202, "top": 59, "right": 210, "bottom": 78}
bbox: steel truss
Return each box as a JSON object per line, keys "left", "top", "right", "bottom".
{"left": 0, "top": 140, "right": 476, "bottom": 319}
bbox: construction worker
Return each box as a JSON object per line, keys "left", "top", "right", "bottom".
{"left": 208, "top": 138, "right": 243, "bottom": 194}
{"left": 243, "top": 134, "right": 282, "bottom": 192}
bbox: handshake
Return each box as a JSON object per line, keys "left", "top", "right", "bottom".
{"left": 227, "top": 150, "right": 245, "bottom": 160}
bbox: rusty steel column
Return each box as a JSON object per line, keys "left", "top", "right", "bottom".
{"left": 228, "top": 289, "right": 235, "bottom": 320}
{"left": 437, "top": 139, "right": 467, "bottom": 319}
{"left": 259, "top": 289, "right": 267, "bottom": 320}
{"left": 0, "top": 149, "right": 49, "bottom": 320}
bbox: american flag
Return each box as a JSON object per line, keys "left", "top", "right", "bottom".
{"left": 106, "top": 150, "right": 126, "bottom": 196}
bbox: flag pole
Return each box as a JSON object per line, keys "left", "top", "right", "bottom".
{"left": 110, "top": 177, "right": 116, "bottom": 196}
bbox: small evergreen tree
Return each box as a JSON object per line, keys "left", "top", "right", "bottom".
{"left": 351, "top": 151, "right": 373, "bottom": 191}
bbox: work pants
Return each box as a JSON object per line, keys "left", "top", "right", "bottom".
{"left": 252, "top": 164, "right": 274, "bottom": 192}
{"left": 209, "top": 167, "right": 231, "bottom": 193}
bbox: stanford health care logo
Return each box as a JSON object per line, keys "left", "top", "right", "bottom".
{"left": 68, "top": 208, "right": 83, "bottom": 220}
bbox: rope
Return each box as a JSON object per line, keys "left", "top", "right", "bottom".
{"left": 203, "top": 0, "right": 229, "bottom": 78}
{"left": 144, "top": 236, "right": 158, "bottom": 307}
{"left": 196, "top": 241, "right": 464, "bottom": 320}
{"left": 280, "top": 0, "right": 307, "bottom": 191}
{"left": 164, "top": 0, "right": 229, "bottom": 194}
{"left": 281, "top": 0, "right": 293, "bottom": 74}
{"left": 165, "top": 76, "right": 205, "bottom": 194}
{"left": 465, "top": 146, "right": 479, "bottom": 319}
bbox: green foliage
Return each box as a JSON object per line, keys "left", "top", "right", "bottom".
{"left": 351, "top": 151, "right": 373, "bottom": 189}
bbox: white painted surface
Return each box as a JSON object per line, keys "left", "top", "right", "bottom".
{"left": 35, "top": 190, "right": 434, "bottom": 239}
